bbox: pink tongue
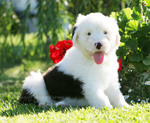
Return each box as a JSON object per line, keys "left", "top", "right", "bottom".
{"left": 93, "top": 52, "right": 104, "bottom": 64}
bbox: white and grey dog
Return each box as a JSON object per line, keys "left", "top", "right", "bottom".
{"left": 19, "top": 13, "right": 129, "bottom": 109}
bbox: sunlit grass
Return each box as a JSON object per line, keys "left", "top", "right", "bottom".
{"left": 0, "top": 60, "right": 150, "bottom": 123}
{"left": 1, "top": 101, "right": 150, "bottom": 122}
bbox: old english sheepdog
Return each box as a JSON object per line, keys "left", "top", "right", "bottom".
{"left": 19, "top": 13, "right": 129, "bottom": 109}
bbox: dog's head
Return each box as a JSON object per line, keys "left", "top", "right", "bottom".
{"left": 72, "top": 13, "right": 120, "bottom": 64}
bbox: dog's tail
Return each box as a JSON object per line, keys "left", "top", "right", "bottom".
{"left": 19, "top": 87, "right": 38, "bottom": 105}
{"left": 19, "top": 70, "right": 53, "bottom": 106}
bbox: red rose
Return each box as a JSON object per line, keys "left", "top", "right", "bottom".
{"left": 49, "top": 40, "right": 73, "bottom": 64}
{"left": 118, "top": 59, "right": 123, "bottom": 71}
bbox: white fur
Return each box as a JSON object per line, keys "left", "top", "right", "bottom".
{"left": 23, "top": 12, "right": 128, "bottom": 108}
{"left": 58, "top": 13, "right": 128, "bottom": 108}
{"left": 23, "top": 70, "right": 54, "bottom": 106}
{"left": 55, "top": 98, "right": 89, "bottom": 107}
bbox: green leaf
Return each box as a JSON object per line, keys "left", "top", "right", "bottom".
{"left": 120, "top": 35, "right": 127, "bottom": 43}
{"left": 125, "top": 38, "right": 138, "bottom": 51}
{"left": 146, "top": 9, "right": 150, "bottom": 19}
{"left": 110, "top": 12, "right": 119, "bottom": 19}
{"left": 132, "top": 62, "right": 147, "bottom": 72}
{"left": 138, "top": 36, "right": 150, "bottom": 54}
{"left": 145, "top": 0, "right": 150, "bottom": 7}
{"left": 117, "top": 46, "right": 129, "bottom": 59}
{"left": 142, "top": 55, "right": 150, "bottom": 65}
{"left": 125, "top": 20, "right": 140, "bottom": 33}
{"left": 129, "top": 52, "right": 143, "bottom": 62}
{"left": 121, "top": 8, "right": 133, "bottom": 21}
{"left": 132, "top": 7, "right": 142, "bottom": 20}
{"left": 6, "top": 23, "right": 12, "bottom": 31}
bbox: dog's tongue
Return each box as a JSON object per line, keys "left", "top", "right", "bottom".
{"left": 93, "top": 52, "right": 104, "bottom": 64}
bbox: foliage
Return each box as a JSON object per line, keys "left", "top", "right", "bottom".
{"left": 0, "top": 0, "right": 31, "bottom": 71}
{"left": 102, "top": 0, "right": 139, "bottom": 15}
{"left": 0, "top": 1, "right": 21, "bottom": 35}
{"left": 36, "top": 0, "right": 68, "bottom": 57}
{"left": 0, "top": 34, "right": 45, "bottom": 71}
{"left": 110, "top": 0, "right": 150, "bottom": 102}
{"left": 67, "top": 0, "right": 103, "bottom": 18}
{"left": 0, "top": 0, "right": 140, "bottom": 70}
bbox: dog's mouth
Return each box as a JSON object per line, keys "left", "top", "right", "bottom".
{"left": 93, "top": 51, "right": 104, "bottom": 64}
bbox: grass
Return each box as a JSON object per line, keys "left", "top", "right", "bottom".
{"left": 0, "top": 60, "right": 150, "bottom": 122}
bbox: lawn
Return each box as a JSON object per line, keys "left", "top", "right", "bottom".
{"left": 0, "top": 60, "right": 150, "bottom": 123}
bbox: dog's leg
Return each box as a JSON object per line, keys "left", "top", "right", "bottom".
{"left": 22, "top": 70, "right": 54, "bottom": 106}
{"left": 55, "top": 98, "right": 89, "bottom": 107}
{"left": 84, "top": 88, "right": 113, "bottom": 109}
{"left": 55, "top": 101, "right": 67, "bottom": 107}
{"left": 105, "top": 83, "right": 129, "bottom": 108}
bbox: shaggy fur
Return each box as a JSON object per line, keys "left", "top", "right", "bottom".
{"left": 19, "top": 13, "right": 128, "bottom": 109}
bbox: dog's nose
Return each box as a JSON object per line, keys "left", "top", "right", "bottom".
{"left": 95, "top": 42, "right": 102, "bottom": 50}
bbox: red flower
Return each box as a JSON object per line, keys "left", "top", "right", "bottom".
{"left": 118, "top": 59, "right": 123, "bottom": 71}
{"left": 50, "top": 39, "right": 123, "bottom": 71}
{"left": 49, "top": 40, "right": 73, "bottom": 64}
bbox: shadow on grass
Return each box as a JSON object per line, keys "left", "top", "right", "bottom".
{"left": 0, "top": 75, "right": 23, "bottom": 82}
{"left": 0, "top": 79, "right": 88, "bottom": 117}
{"left": 1, "top": 101, "right": 87, "bottom": 117}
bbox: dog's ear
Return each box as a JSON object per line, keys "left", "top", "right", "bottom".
{"left": 72, "top": 14, "right": 85, "bottom": 45}
{"left": 75, "top": 14, "right": 86, "bottom": 27}
{"left": 110, "top": 17, "right": 120, "bottom": 49}
{"left": 72, "top": 26, "right": 77, "bottom": 38}
{"left": 77, "top": 14, "right": 85, "bottom": 22}
{"left": 72, "top": 26, "right": 78, "bottom": 45}
{"left": 115, "top": 33, "right": 121, "bottom": 49}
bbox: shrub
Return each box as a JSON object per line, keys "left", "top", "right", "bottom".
{"left": 110, "top": 0, "right": 150, "bottom": 103}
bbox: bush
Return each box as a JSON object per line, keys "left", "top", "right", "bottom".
{"left": 110, "top": 0, "right": 150, "bottom": 103}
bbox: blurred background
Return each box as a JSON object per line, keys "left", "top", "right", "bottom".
{"left": 0, "top": 0, "right": 138, "bottom": 69}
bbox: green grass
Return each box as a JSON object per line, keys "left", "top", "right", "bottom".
{"left": 0, "top": 60, "right": 150, "bottom": 123}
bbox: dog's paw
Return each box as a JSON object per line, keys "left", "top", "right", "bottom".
{"left": 118, "top": 102, "right": 129, "bottom": 108}
{"left": 55, "top": 101, "right": 67, "bottom": 107}
{"left": 105, "top": 104, "right": 113, "bottom": 110}
{"left": 94, "top": 104, "right": 113, "bottom": 109}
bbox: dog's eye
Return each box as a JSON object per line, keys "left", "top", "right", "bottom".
{"left": 87, "top": 32, "right": 91, "bottom": 36}
{"left": 104, "top": 31, "right": 108, "bottom": 34}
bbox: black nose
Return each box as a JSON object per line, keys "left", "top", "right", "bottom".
{"left": 95, "top": 42, "right": 102, "bottom": 50}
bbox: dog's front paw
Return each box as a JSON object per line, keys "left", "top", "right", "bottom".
{"left": 55, "top": 101, "right": 67, "bottom": 107}
{"left": 93, "top": 104, "right": 113, "bottom": 109}
{"left": 105, "top": 104, "right": 113, "bottom": 110}
{"left": 118, "top": 102, "right": 129, "bottom": 108}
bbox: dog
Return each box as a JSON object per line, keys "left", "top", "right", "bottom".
{"left": 19, "top": 13, "right": 129, "bottom": 109}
